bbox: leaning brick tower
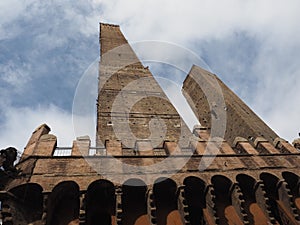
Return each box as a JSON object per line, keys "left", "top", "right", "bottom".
{"left": 97, "top": 23, "right": 191, "bottom": 149}
{"left": 0, "top": 22, "right": 300, "bottom": 225}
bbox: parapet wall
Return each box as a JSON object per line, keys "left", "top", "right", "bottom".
{"left": 1, "top": 124, "right": 300, "bottom": 225}
{"left": 12, "top": 124, "right": 300, "bottom": 192}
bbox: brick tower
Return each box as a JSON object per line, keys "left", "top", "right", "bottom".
{"left": 182, "top": 65, "right": 278, "bottom": 146}
{"left": 97, "top": 23, "right": 191, "bottom": 149}
{"left": 0, "top": 22, "right": 300, "bottom": 225}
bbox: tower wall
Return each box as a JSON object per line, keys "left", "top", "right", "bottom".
{"left": 97, "top": 23, "right": 191, "bottom": 149}
{"left": 182, "top": 65, "right": 279, "bottom": 146}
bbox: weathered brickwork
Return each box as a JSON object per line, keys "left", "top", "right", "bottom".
{"left": 0, "top": 23, "right": 300, "bottom": 225}
{"left": 97, "top": 23, "right": 191, "bottom": 149}
{"left": 182, "top": 66, "right": 279, "bottom": 146}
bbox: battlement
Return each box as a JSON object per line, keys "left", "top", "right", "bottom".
{"left": 2, "top": 124, "right": 299, "bottom": 225}
{"left": 21, "top": 124, "right": 300, "bottom": 159}
{"left": 16, "top": 124, "right": 300, "bottom": 190}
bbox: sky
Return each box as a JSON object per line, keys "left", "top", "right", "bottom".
{"left": 0, "top": 0, "right": 299, "bottom": 152}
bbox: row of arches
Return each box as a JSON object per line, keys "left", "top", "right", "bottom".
{"left": 47, "top": 178, "right": 182, "bottom": 225}
{"left": 2, "top": 171, "right": 300, "bottom": 225}
{"left": 184, "top": 172, "right": 300, "bottom": 225}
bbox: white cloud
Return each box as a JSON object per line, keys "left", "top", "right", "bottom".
{"left": 0, "top": 61, "right": 31, "bottom": 89}
{"left": 0, "top": 105, "right": 76, "bottom": 152}
{"left": 0, "top": 0, "right": 32, "bottom": 25}
{"left": 97, "top": 0, "right": 300, "bottom": 43}
{"left": 250, "top": 39, "right": 300, "bottom": 141}
{"left": 0, "top": 0, "right": 299, "bottom": 148}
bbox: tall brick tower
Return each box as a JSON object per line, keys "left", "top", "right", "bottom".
{"left": 0, "top": 22, "right": 300, "bottom": 225}
{"left": 97, "top": 23, "right": 191, "bottom": 149}
{"left": 182, "top": 65, "right": 278, "bottom": 146}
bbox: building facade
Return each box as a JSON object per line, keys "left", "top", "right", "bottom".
{"left": 0, "top": 23, "right": 300, "bottom": 225}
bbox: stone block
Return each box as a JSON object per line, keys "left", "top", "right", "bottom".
{"left": 106, "top": 140, "right": 122, "bottom": 156}
{"left": 33, "top": 134, "right": 57, "bottom": 156}
{"left": 72, "top": 136, "right": 91, "bottom": 156}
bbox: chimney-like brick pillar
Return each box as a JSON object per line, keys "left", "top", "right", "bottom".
{"left": 72, "top": 136, "right": 91, "bottom": 156}
{"left": 233, "top": 137, "right": 259, "bottom": 154}
{"left": 292, "top": 138, "right": 300, "bottom": 149}
{"left": 21, "top": 124, "right": 51, "bottom": 160}
{"left": 233, "top": 137, "right": 269, "bottom": 168}
{"left": 105, "top": 140, "right": 122, "bottom": 156}
{"left": 274, "top": 138, "right": 299, "bottom": 153}
{"left": 164, "top": 141, "right": 181, "bottom": 155}
{"left": 33, "top": 134, "right": 57, "bottom": 156}
{"left": 254, "top": 137, "right": 279, "bottom": 154}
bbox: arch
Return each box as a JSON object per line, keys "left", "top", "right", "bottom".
{"left": 122, "top": 179, "right": 149, "bottom": 225}
{"left": 260, "top": 172, "right": 282, "bottom": 224}
{"left": 260, "top": 172, "right": 280, "bottom": 200}
{"left": 85, "top": 179, "right": 115, "bottom": 225}
{"left": 211, "top": 175, "right": 233, "bottom": 225}
{"left": 47, "top": 181, "right": 80, "bottom": 225}
{"left": 236, "top": 174, "right": 270, "bottom": 224}
{"left": 211, "top": 175, "right": 244, "bottom": 225}
{"left": 153, "top": 177, "right": 183, "bottom": 225}
{"left": 9, "top": 183, "right": 43, "bottom": 224}
{"left": 282, "top": 171, "right": 300, "bottom": 197}
{"left": 183, "top": 176, "right": 206, "bottom": 225}
{"left": 282, "top": 171, "right": 300, "bottom": 210}
{"left": 236, "top": 174, "right": 256, "bottom": 204}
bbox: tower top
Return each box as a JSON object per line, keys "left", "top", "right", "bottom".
{"left": 99, "top": 22, "right": 128, "bottom": 56}
{"left": 97, "top": 21, "right": 191, "bottom": 148}
{"left": 100, "top": 22, "right": 120, "bottom": 27}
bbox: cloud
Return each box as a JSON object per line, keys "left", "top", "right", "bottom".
{"left": 97, "top": 0, "right": 300, "bottom": 43}
{"left": 250, "top": 38, "right": 300, "bottom": 141}
{"left": 0, "top": 0, "right": 299, "bottom": 150}
{"left": 107, "top": 0, "right": 300, "bottom": 142}
{"left": 0, "top": 105, "right": 75, "bottom": 151}
{"left": 0, "top": 103, "right": 98, "bottom": 153}
{"left": 0, "top": 1, "right": 102, "bottom": 112}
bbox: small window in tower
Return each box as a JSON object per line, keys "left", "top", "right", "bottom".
{"left": 107, "top": 121, "right": 113, "bottom": 126}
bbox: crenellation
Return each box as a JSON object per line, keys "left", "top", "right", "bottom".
{"left": 234, "top": 137, "right": 259, "bottom": 155}
{"left": 254, "top": 137, "right": 280, "bottom": 154}
{"left": 21, "top": 123, "right": 51, "bottom": 161}
{"left": 105, "top": 140, "right": 122, "bottom": 156}
{"left": 72, "top": 136, "right": 91, "bottom": 157}
{"left": 274, "top": 137, "right": 299, "bottom": 154}
{"left": 33, "top": 134, "right": 57, "bottom": 157}
{"left": 292, "top": 138, "right": 300, "bottom": 150}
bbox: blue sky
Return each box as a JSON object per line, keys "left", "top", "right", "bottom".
{"left": 0, "top": 0, "right": 299, "bottom": 151}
